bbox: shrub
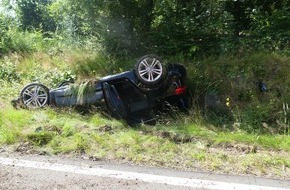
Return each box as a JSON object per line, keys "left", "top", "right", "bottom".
{"left": 0, "top": 14, "right": 13, "bottom": 55}
{"left": 0, "top": 57, "right": 20, "bottom": 82}
{"left": 185, "top": 52, "right": 290, "bottom": 133}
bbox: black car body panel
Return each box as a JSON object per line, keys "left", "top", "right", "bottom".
{"left": 15, "top": 55, "right": 187, "bottom": 124}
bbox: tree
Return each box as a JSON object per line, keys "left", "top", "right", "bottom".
{"left": 14, "top": 0, "right": 289, "bottom": 56}
{"left": 16, "top": 0, "right": 56, "bottom": 32}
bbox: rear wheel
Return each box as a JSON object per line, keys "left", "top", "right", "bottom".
{"left": 20, "top": 83, "right": 50, "bottom": 109}
{"left": 135, "top": 55, "right": 166, "bottom": 87}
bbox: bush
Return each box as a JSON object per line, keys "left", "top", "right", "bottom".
{"left": 0, "top": 57, "right": 20, "bottom": 82}
{"left": 0, "top": 14, "right": 13, "bottom": 55}
{"left": 44, "top": 69, "right": 76, "bottom": 87}
{"left": 185, "top": 52, "right": 290, "bottom": 133}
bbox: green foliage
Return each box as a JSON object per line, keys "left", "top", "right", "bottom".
{"left": 27, "top": 131, "right": 55, "bottom": 146}
{"left": 0, "top": 126, "right": 18, "bottom": 144}
{"left": 186, "top": 52, "right": 290, "bottom": 133}
{"left": 1, "top": 0, "right": 290, "bottom": 57}
{"left": 72, "top": 54, "right": 111, "bottom": 77}
{"left": 71, "top": 53, "right": 130, "bottom": 78}
{"left": 43, "top": 0, "right": 290, "bottom": 57}
{"left": 0, "top": 27, "right": 50, "bottom": 54}
{"left": 150, "top": 0, "right": 235, "bottom": 56}
{"left": 44, "top": 69, "right": 75, "bottom": 87}
{"left": 16, "top": 0, "right": 56, "bottom": 32}
{"left": 0, "top": 0, "right": 289, "bottom": 165}
{"left": 249, "top": 7, "right": 290, "bottom": 51}
{"left": 0, "top": 57, "right": 20, "bottom": 82}
{"left": 0, "top": 13, "right": 13, "bottom": 54}
{"left": 0, "top": 108, "right": 32, "bottom": 144}
{"left": 69, "top": 81, "right": 96, "bottom": 105}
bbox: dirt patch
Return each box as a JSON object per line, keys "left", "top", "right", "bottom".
{"left": 13, "top": 142, "right": 40, "bottom": 155}
{"left": 213, "top": 143, "right": 258, "bottom": 154}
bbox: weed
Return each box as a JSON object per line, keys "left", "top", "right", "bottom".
{"left": 73, "top": 81, "right": 96, "bottom": 105}
{"left": 44, "top": 69, "right": 75, "bottom": 87}
{"left": 0, "top": 126, "right": 19, "bottom": 144}
{"left": 72, "top": 53, "right": 114, "bottom": 78}
{"left": 0, "top": 57, "right": 21, "bottom": 82}
{"left": 73, "top": 133, "right": 90, "bottom": 153}
{"left": 62, "top": 123, "right": 76, "bottom": 137}
{"left": 49, "top": 136, "right": 74, "bottom": 154}
{"left": 185, "top": 51, "right": 290, "bottom": 133}
{"left": 191, "top": 150, "right": 207, "bottom": 161}
{"left": 26, "top": 131, "right": 55, "bottom": 146}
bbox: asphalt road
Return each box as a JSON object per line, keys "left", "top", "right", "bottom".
{"left": 0, "top": 151, "right": 289, "bottom": 190}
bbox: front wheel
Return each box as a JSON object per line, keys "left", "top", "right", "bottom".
{"left": 20, "top": 83, "right": 50, "bottom": 109}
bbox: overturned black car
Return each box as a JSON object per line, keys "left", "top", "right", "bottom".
{"left": 14, "top": 55, "right": 188, "bottom": 125}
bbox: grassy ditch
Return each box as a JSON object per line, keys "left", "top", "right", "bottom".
{"left": 0, "top": 51, "right": 290, "bottom": 179}
{"left": 0, "top": 103, "right": 290, "bottom": 179}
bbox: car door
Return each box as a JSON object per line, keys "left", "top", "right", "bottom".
{"left": 102, "top": 82, "right": 127, "bottom": 119}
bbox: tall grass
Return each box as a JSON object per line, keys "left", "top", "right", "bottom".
{"left": 0, "top": 107, "right": 32, "bottom": 143}
{"left": 0, "top": 96, "right": 290, "bottom": 178}
{"left": 1, "top": 38, "right": 289, "bottom": 135}
{"left": 184, "top": 52, "right": 290, "bottom": 134}
{"left": 0, "top": 30, "right": 289, "bottom": 178}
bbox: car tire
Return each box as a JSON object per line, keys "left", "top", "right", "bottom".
{"left": 135, "top": 55, "right": 166, "bottom": 87}
{"left": 20, "top": 83, "right": 50, "bottom": 109}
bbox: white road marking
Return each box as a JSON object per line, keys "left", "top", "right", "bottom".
{"left": 0, "top": 157, "right": 288, "bottom": 190}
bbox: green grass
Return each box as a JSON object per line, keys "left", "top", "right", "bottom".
{"left": 210, "top": 132, "right": 290, "bottom": 151}
{"left": 1, "top": 100, "right": 289, "bottom": 178}
{"left": 0, "top": 50, "right": 290, "bottom": 179}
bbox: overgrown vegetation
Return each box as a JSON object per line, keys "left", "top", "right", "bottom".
{"left": 185, "top": 53, "right": 290, "bottom": 134}
{"left": 0, "top": 0, "right": 289, "bottom": 179}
